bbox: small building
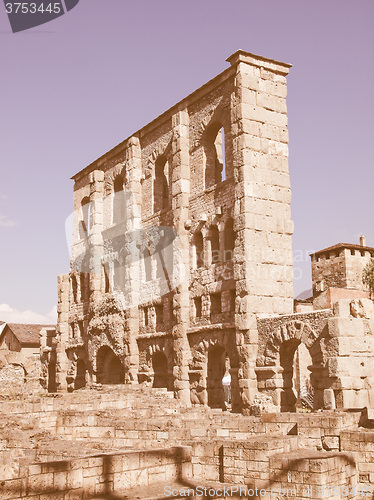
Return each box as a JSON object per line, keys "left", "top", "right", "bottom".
{"left": 310, "top": 235, "right": 374, "bottom": 309}
{"left": 0, "top": 323, "right": 54, "bottom": 357}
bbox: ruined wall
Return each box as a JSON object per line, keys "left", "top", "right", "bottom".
{"left": 256, "top": 299, "right": 374, "bottom": 412}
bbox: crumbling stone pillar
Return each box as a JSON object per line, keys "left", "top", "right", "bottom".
{"left": 171, "top": 108, "right": 191, "bottom": 405}
{"left": 229, "top": 51, "right": 294, "bottom": 411}
{"left": 122, "top": 136, "right": 141, "bottom": 383}
{"left": 56, "top": 274, "right": 70, "bottom": 391}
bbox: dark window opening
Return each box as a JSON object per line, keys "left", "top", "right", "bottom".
{"left": 224, "top": 219, "right": 236, "bottom": 261}
{"left": 104, "top": 266, "right": 110, "bottom": 293}
{"left": 229, "top": 290, "right": 236, "bottom": 312}
{"left": 194, "top": 232, "right": 204, "bottom": 268}
{"left": 152, "top": 351, "right": 168, "bottom": 389}
{"left": 194, "top": 297, "right": 202, "bottom": 318}
{"left": 169, "top": 298, "right": 174, "bottom": 323}
{"left": 210, "top": 293, "right": 222, "bottom": 316}
{"left": 143, "top": 307, "right": 149, "bottom": 327}
{"left": 155, "top": 305, "right": 164, "bottom": 329}
{"left": 205, "top": 125, "right": 226, "bottom": 189}
{"left": 154, "top": 156, "right": 169, "bottom": 213}
{"left": 79, "top": 197, "right": 91, "bottom": 238}
{"left": 96, "top": 346, "right": 124, "bottom": 385}
{"left": 75, "top": 359, "right": 87, "bottom": 390}
{"left": 72, "top": 275, "right": 78, "bottom": 303}
{"left": 210, "top": 225, "right": 220, "bottom": 263}
{"left": 113, "top": 176, "right": 126, "bottom": 224}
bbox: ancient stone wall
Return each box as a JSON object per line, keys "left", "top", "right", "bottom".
{"left": 57, "top": 50, "right": 294, "bottom": 410}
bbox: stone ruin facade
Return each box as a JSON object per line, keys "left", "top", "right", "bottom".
{"left": 2, "top": 49, "right": 374, "bottom": 500}
{"left": 55, "top": 50, "right": 374, "bottom": 416}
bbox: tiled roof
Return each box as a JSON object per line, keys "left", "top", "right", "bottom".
{"left": 4, "top": 323, "right": 55, "bottom": 345}
{"left": 311, "top": 243, "right": 374, "bottom": 257}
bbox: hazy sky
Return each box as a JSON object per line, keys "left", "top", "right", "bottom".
{"left": 0, "top": 0, "right": 373, "bottom": 323}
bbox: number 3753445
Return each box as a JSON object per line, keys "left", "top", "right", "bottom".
{"left": 5, "top": 3, "right": 62, "bottom": 14}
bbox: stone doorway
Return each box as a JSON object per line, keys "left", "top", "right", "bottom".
{"left": 48, "top": 362, "right": 57, "bottom": 393}
{"left": 280, "top": 339, "right": 313, "bottom": 412}
{"left": 75, "top": 359, "right": 87, "bottom": 390}
{"left": 207, "top": 345, "right": 227, "bottom": 410}
{"left": 152, "top": 351, "right": 168, "bottom": 389}
{"left": 96, "top": 346, "right": 124, "bottom": 384}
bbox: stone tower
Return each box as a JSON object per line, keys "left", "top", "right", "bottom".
{"left": 311, "top": 236, "right": 373, "bottom": 309}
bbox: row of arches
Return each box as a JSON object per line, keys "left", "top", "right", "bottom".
{"left": 69, "top": 346, "right": 170, "bottom": 391}
{"left": 192, "top": 219, "right": 236, "bottom": 269}
{"left": 66, "top": 325, "right": 320, "bottom": 414}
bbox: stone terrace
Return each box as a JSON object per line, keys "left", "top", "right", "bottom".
{"left": 0, "top": 386, "right": 373, "bottom": 499}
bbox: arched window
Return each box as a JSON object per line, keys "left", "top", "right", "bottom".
{"left": 224, "top": 219, "right": 236, "bottom": 262}
{"left": 79, "top": 197, "right": 91, "bottom": 239}
{"left": 193, "top": 232, "right": 204, "bottom": 269}
{"left": 204, "top": 125, "right": 226, "bottom": 189}
{"left": 113, "top": 176, "right": 125, "bottom": 224}
{"left": 154, "top": 156, "right": 169, "bottom": 213}
{"left": 209, "top": 225, "right": 220, "bottom": 264}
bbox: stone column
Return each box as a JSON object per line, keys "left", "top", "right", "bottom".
{"left": 123, "top": 136, "right": 142, "bottom": 383}
{"left": 228, "top": 51, "right": 293, "bottom": 411}
{"left": 171, "top": 108, "right": 191, "bottom": 405}
{"left": 88, "top": 170, "right": 104, "bottom": 302}
{"left": 56, "top": 274, "right": 70, "bottom": 391}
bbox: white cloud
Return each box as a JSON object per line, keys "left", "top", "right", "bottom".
{"left": 0, "top": 214, "right": 17, "bottom": 227}
{"left": 0, "top": 304, "right": 57, "bottom": 324}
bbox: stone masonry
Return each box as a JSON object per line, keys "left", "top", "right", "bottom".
{"left": 55, "top": 50, "right": 374, "bottom": 417}
{"left": 56, "top": 50, "right": 294, "bottom": 412}
{"left": 2, "top": 49, "right": 374, "bottom": 500}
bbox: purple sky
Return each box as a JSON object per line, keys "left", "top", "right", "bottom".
{"left": 1, "top": 0, "right": 373, "bottom": 323}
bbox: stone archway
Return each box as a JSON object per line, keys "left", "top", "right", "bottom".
{"left": 259, "top": 321, "right": 326, "bottom": 412}
{"left": 96, "top": 346, "right": 124, "bottom": 384}
{"left": 189, "top": 335, "right": 241, "bottom": 412}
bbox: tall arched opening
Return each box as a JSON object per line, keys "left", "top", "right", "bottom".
{"left": 207, "top": 345, "right": 226, "bottom": 410}
{"left": 96, "top": 346, "right": 124, "bottom": 384}
{"left": 75, "top": 359, "right": 87, "bottom": 390}
{"left": 48, "top": 362, "right": 57, "bottom": 393}
{"left": 152, "top": 351, "right": 168, "bottom": 389}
